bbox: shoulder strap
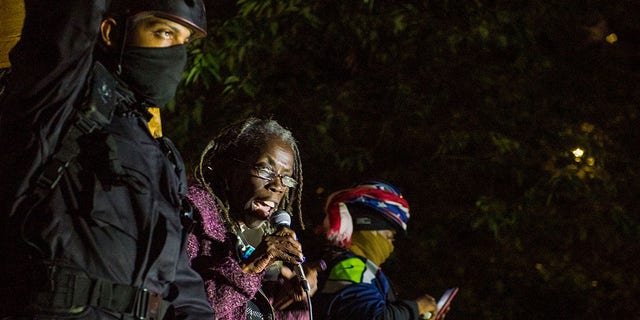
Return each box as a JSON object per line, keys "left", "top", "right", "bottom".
{"left": 35, "top": 63, "right": 117, "bottom": 191}
{"left": 12, "top": 62, "right": 118, "bottom": 217}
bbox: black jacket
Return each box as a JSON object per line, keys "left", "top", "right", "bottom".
{"left": 0, "top": 1, "right": 214, "bottom": 319}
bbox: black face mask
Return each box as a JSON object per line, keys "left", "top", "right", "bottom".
{"left": 119, "top": 44, "right": 187, "bottom": 107}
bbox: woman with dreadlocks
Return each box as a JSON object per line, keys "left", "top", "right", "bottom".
{"left": 185, "top": 117, "right": 318, "bottom": 319}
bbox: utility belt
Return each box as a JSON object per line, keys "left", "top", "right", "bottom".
{"left": 30, "top": 265, "right": 171, "bottom": 320}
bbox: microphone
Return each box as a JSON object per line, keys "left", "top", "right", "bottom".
{"left": 270, "top": 210, "right": 311, "bottom": 292}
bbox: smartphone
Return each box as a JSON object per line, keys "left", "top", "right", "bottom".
{"left": 434, "top": 287, "right": 459, "bottom": 320}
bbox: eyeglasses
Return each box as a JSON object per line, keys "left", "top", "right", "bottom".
{"left": 233, "top": 159, "right": 298, "bottom": 188}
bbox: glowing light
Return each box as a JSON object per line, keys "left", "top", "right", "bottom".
{"left": 586, "top": 157, "right": 595, "bottom": 166}
{"left": 605, "top": 33, "right": 618, "bottom": 44}
{"left": 572, "top": 148, "right": 584, "bottom": 158}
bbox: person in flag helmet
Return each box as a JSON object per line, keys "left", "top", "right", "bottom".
{"left": 312, "top": 180, "right": 443, "bottom": 320}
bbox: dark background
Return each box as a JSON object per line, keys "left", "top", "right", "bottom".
{"left": 164, "top": 1, "right": 640, "bottom": 318}
{"left": 3, "top": 0, "right": 638, "bottom": 318}
{"left": 163, "top": 0, "right": 640, "bottom": 319}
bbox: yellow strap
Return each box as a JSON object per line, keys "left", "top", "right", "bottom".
{"left": 147, "top": 107, "right": 163, "bottom": 138}
{"left": 0, "top": 0, "right": 25, "bottom": 68}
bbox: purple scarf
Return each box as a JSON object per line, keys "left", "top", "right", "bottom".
{"left": 186, "top": 184, "right": 264, "bottom": 320}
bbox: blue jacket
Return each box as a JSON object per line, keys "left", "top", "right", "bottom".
{"left": 312, "top": 250, "right": 420, "bottom": 320}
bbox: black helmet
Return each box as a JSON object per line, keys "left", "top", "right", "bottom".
{"left": 109, "top": 0, "right": 207, "bottom": 39}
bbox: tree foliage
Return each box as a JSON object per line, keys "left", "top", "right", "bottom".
{"left": 166, "top": 0, "right": 640, "bottom": 318}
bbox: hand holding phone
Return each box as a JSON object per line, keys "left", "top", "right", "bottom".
{"left": 434, "top": 287, "right": 459, "bottom": 320}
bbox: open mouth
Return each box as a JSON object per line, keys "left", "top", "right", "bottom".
{"left": 252, "top": 200, "right": 276, "bottom": 218}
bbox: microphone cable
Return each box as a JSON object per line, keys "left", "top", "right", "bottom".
{"left": 271, "top": 210, "right": 314, "bottom": 320}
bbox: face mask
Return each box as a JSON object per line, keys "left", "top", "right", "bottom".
{"left": 119, "top": 45, "right": 187, "bottom": 107}
{"left": 350, "top": 230, "right": 395, "bottom": 266}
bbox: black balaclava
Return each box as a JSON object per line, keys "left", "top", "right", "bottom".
{"left": 96, "top": 13, "right": 189, "bottom": 108}
{"left": 118, "top": 44, "right": 187, "bottom": 108}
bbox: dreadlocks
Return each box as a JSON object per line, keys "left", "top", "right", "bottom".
{"left": 193, "top": 117, "right": 304, "bottom": 234}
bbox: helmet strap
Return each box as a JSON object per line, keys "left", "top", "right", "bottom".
{"left": 116, "top": 16, "right": 130, "bottom": 75}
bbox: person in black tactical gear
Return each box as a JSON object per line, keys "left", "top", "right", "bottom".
{"left": 0, "top": 0, "right": 215, "bottom": 319}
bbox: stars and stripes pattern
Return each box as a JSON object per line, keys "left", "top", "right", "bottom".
{"left": 321, "top": 181, "right": 410, "bottom": 248}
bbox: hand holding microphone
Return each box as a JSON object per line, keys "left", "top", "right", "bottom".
{"left": 269, "top": 210, "right": 320, "bottom": 319}
{"left": 240, "top": 210, "right": 303, "bottom": 274}
{"left": 270, "top": 210, "right": 311, "bottom": 292}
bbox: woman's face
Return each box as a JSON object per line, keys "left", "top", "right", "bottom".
{"left": 228, "top": 137, "right": 295, "bottom": 228}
